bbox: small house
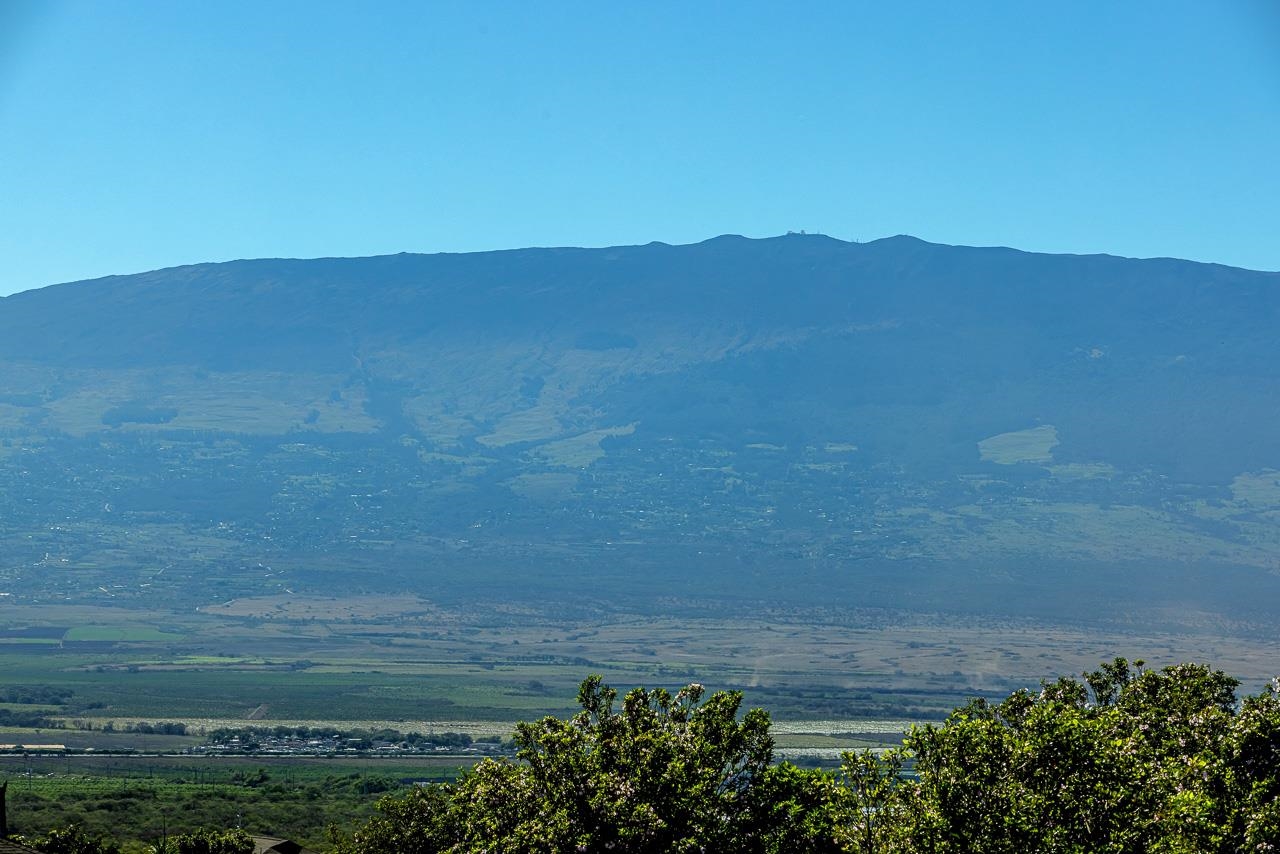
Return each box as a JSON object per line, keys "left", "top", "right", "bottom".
{"left": 252, "top": 836, "right": 318, "bottom": 854}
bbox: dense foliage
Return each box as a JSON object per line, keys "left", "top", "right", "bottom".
{"left": 330, "top": 677, "right": 822, "bottom": 853}
{"left": 169, "top": 828, "right": 254, "bottom": 854}
{"left": 27, "top": 824, "right": 120, "bottom": 854}
{"left": 9, "top": 771, "right": 395, "bottom": 852}
{"left": 25, "top": 825, "right": 259, "bottom": 854}
{"left": 332, "top": 660, "right": 1280, "bottom": 853}
{"left": 10, "top": 660, "right": 1278, "bottom": 852}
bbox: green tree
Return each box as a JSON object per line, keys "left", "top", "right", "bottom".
{"left": 835, "top": 749, "right": 908, "bottom": 853}
{"left": 889, "top": 661, "right": 1263, "bottom": 853}
{"left": 744, "top": 761, "right": 843, "bottom": 853}
{"left": 329, "top": 783, "right": 459, "bottom": 854}
{"left": 26, "top": 824, "right": 121, "bottom": 854}
{"left": 1223, "top": 678, "right": 1280, "bottom": 851}
{"left": 172, "top": 829, "right": 254, "bottom": 854}
{"left": 335, "top": 675, "right": 797, "bottom": 853}
{"left": 467, "top": 676, "right": 776, "bottom": 852}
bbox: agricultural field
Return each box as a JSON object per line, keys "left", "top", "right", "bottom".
{"left": 3, "top": 596, "right": 1279, "bottom": 729}
{"left": 3, "top": 596, "right": 1279, "bottom": 849}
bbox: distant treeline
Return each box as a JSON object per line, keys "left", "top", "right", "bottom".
{"left": 100, "top": 402, "right": 178, "bottom": 427}
{"left": 207, "top": 725, "right": 494, "bottom": 749}
{"left": 0, "top": 708, "right": 58, "bottom": 728}
{"left": 0, "top": 686, "right": 71, "bottom": 705}
{"left": 113, "top": 721, "right": 188, "bottom": 735}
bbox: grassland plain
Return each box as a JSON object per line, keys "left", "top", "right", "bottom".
{"left": 2, "top": 594, "right": 1280, "bottom": 850}
{"left": 978, "top": 424, "right": 1061, "bottom": 464}
{"left": 3, "top": 597, "right": 1279, "bottom": 727}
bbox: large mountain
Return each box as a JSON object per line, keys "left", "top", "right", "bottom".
{"left": 1, "top": 234, "right": 1278, "bottom": 627}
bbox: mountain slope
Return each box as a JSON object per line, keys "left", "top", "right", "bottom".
{"left": 1, "top": 234, "right": 1277, "bottom": 627}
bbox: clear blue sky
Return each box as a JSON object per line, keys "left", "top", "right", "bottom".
{"left": 2, "top": 1, "right": 1277, "bottom": 295}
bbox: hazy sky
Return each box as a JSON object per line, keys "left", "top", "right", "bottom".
{"left": 2, "top": 1, "right": 1277, "bottom": 295}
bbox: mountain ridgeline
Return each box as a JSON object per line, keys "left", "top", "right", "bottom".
{"left": 1, "top": 234, "right": 1278, "bottom": 626}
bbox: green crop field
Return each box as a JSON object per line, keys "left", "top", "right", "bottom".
{"left": 3, "top": 595, "right": 1279, "bottom": 731}
{"left": 64, "top": 625, "right": 184, "bottom": 642}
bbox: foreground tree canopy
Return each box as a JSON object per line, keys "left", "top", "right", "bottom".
{"left": 331, "top": 660, "right": 1280, "bottom": 853}
{"left": 25, "top": 826, "right": 253, "bottom": 854}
